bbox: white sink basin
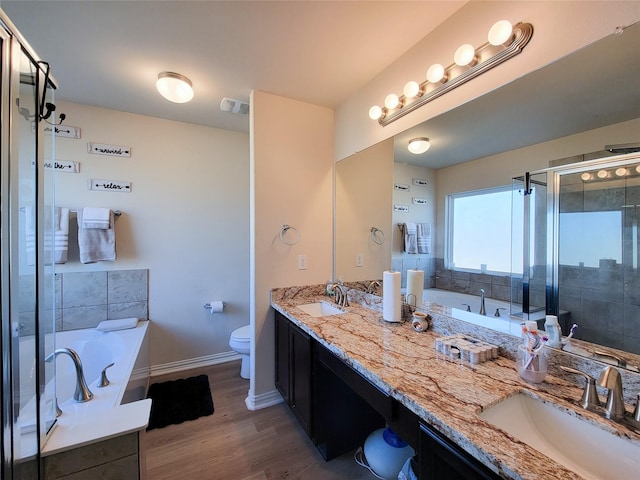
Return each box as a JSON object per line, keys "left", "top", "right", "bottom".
{"left": 296, "top": 302, "right": 344, "bottom": 317}
{"left": 479, "top": 392, "right": 640, "bottom": 480}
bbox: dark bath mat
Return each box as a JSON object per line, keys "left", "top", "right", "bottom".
{"left": 146, "top": 374, "right": 214, "bottom": 430}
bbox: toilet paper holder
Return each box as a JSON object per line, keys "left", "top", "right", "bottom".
{"left": 203, "top": 301, "right": 225, "bottom": 313}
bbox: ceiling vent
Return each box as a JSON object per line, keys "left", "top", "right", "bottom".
{"left": 220, "top": 97, "right": 249, "bottom": 115}
{"left": 604, "top": 142, "right": 640, "bottom": 154}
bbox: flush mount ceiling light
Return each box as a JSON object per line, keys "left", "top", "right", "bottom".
{"left": 369, "top": 20, "right": 533, "bottom": 126}
{"left": 408, "top": 137, "right": 430, "bottom": 154}
{"left": 156, "top": 72, "right": 194, "bottom": 103}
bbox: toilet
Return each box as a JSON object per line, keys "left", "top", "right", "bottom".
{"left": 229, "top": 325, "right": 251, "bottom": 379}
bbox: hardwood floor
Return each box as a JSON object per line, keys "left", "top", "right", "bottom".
{"left": 144, "top": 361, "right": 376, "bottom": 480}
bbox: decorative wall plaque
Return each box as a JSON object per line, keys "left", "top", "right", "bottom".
{"left": 88, "top": 143, "right": 131, "bottom": 157}
{"left": 88, "top": 179, "right": 131, "bottom": 192}
{"left": 412, "top": 198, "right": 428, "bottom": 205}
{"left": 412, "top": 178, "right": 428, "bottom": 186}
{"left": 394, "top": 183, "right": 410, "bottom": 191}
{"left": 43, "top": 125, "right": 81, "bottom": 138}
{"left": 394, "top": 205, "right": 409, "bottom": 213}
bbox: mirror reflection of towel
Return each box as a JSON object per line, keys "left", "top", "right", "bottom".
{"left": 77, "top": 209, "right": 116, "bottom": 264}
{"left": 403, "top": 222, "right": 417, "bottom": 254}
{"left": 417, "top": 223, "right": 431, "bottom": 254}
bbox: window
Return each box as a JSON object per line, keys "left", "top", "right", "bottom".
{"left": 447, "top": 186, "right": 524, "bottom": 274}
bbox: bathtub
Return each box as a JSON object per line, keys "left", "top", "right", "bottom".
{"left": 421, "top": 288, "right": 521, "bottom": 336}
{"left": 16, "top": 321, "right": 151, "bottom": 458}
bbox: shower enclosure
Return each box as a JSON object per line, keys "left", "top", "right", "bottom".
{"left": 1, "top": 11, "right": 58, "bottom": 479}
{"left": 512, "top": 152, "right": 640, "bottom": 355}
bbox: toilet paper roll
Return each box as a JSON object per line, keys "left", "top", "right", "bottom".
{"left": 406, "top": 269, "right": 424, "bottom": 306}
{"left": 208, "top": 301, "right": 225, "bottom": 314}
{"left": 383, "top": 270, "right": 401, "bottom": 323}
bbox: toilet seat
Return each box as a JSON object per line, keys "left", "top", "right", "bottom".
{"left": 229, "top": 325, "right": 251, "bottom": 355}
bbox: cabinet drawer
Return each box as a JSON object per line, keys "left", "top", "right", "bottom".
{"left": 316, "top": 347, "right": 392, "bottom": 421}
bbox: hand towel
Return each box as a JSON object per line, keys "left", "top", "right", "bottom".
{"left": 417, "top": 223, "right": 432, "bottom": 254}
{"left": 403, "top": 222, "right": 417, "bottom": 254}
{"left": 82, "top": 207, "right": 111, "bottom": 229}
{"left": 77, "top": 209, "right": 116, "bottom": 263}
{"left": 25, "top": 206, "right": 70, "bottom": 264}
{"left": 96, "top": 318, "right": 138, "bottom": 332}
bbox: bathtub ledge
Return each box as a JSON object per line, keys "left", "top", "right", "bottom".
{"left": 42, "top": 398, "right": 151, "bottom": 456}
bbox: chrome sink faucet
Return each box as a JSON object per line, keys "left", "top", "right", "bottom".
{"left": 560, "top": 366, "right": 601, "bottom": 411}
{"left": 479, "top": 288, "right": 486, "bottom": 316}
{"left": 46, "top": 348, "right": 94, "bottom": 403}
{"left": 330, "top": 283, "right": 349, "bottom": 307}
{"left": 598, "top": 366, "right": 625, "bottom": 421}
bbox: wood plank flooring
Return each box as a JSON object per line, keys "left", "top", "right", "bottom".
{"left": 144, "top": 361, "right": 376, "bottom": 480}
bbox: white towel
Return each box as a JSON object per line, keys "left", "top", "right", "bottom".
{"left": 403, "top": 222, "right": 417, "bottom": 254}
{"left": 82, "top": 207, "right": 111, "bottom": 229}
{"left": 77, "top": 209, "right": 116, "bottom": 263}
{"left": 417, "top": 223, "right": 432, "bottom": 254}
{"left": 96, "top": 318, "right": 138, "bottom": 332}
{"left": 25, "top": 206, "right": 69, "bottom": 265}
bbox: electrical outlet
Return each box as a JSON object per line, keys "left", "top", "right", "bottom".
{"left": 355, "top": 253, "right": 364, "bottom": 267}
{"left": 297, "top": 254, "right": 308, "bottom": 270}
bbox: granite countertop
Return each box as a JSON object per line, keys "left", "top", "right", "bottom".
{"left": 271, "top": 286, "right": 640, "bottom": 480}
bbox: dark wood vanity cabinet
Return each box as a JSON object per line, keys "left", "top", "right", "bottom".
{"left": 275, "top": 311, "right": 502, "bottom": 479}
{"left": 274, "top": 311, "right": 313, "bottom": 436}
{"left": 418, "top": 422, "right": 502, "bottom": 480}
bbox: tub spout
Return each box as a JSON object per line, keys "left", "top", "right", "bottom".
{"left": 46, "top": 348, "right": 94, "bottom": 403}
{"left": 479, "top": 289, "right": 486, "bottom": 316}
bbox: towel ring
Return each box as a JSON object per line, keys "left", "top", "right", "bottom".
{"left": 280, "top": 224, "right": 300, "bottom": 245}
{"left": 370, "top": 227, "right": 385, "bottom": 245}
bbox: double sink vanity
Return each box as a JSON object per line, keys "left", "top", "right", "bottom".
{"left": 271, "top": 285, "right": 640, "bottom": 480}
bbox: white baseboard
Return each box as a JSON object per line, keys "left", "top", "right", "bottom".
{"left": 149, "top": 351, "right": 241, "bottom": 378}
{"left": 245, "top": 389, "right": 284, "bottom": 411}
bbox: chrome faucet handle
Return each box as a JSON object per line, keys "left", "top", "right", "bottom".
{"left": 598, "top": 366, "right": 626, "bottom": 421}
{"left": 494, "top": 307, "right": 506, "bottom": 317}
{"left": 594, "top": 350, "right": 627, "bottom": 368}
{"left": 461, "top": 303, "right": 471, "bottom": 312}
{"left": 633, "top": 392, "right": 640, "bottom": 423}
{"left": 559, "top": 366, "right": 601, "bottom": 411}
{"left": 98, "top": 362, "right": 115, "bottom": 387}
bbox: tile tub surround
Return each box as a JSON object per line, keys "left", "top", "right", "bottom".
{"left": 271, "top": 286, "right": 640, "bottom": 480}
{"left": 18, "top": 269, "right": 149, "bottom": 335}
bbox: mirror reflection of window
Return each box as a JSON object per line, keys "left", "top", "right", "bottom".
{"left": 559, "top": 211, "right": 622, "bottom": 267}
{"left": 448, "top": 186, "right": 525, "bottom": 274}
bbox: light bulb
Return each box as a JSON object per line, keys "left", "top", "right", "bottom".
{"left": 488, "top": 20, "right": 513, "bottom": 46}
{"left": 384, "top": 93, "right": 400, "bottom": 109}
{"left": 615, "top": 167, "right": 627, "bottom": 177}
{"left": 426, "top": 64, "right": 446, "bottom": 83}
{"left": 408, "top": 137, "right": 430, "bottom": 154}
{"left": 597, "top": 169, "right": 609, "bottom": 179}
{"left": 156, "top": 72, "right": 194, "bottom": 103}
{"left": 369, "top": 105, "right": 383, "bottom": 120}
{"left": 580, "top": 172, "right": 591, "bottom": 181}
{"left": 454, "top": 44, "right": 476, "bottom": 66}
{"left": 403, "top": 81, "right": 420, "bottom": 99}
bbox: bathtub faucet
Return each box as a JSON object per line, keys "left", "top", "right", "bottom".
{"left": 46, "top": 348, "right": 94, "bottom": 403}
{"left": 479, "top": 289, "right": 486, "bottom": 316}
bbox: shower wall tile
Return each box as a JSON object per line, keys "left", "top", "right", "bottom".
{"left": 62, "top": 271, "right": 108, "bottom": 307}
{"left": 62, "top": 305, "right": 108, "bottom": 330}
{"left": 108, "top": 302, "right": 148, "bottom": 320}
{"left": 108, "top": 269, "right": 148, "bottom": 303}
{"left": 492, "top": 284, "right": 510, "bottom": 302}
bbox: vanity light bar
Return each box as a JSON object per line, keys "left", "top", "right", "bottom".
{"left": 370, "top": 21, "right": 533, "bottom": 126}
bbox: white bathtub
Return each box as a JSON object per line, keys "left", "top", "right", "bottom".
{"left": 16, "top": 321, "right": 151, "bottom": 458}
{"left": 421, "top": 288, "right": 521, "bottom": 335}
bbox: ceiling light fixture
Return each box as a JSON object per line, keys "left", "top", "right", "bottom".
{"left": 156, "top": 72, "right": 194, "bottom": 103}
{"left": 369, "top": 20, "right": 533, "bottom": 126}
{"left": 408, "top": 137, "right": 430, "bottom": 154}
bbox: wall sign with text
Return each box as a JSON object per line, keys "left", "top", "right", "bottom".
{"left": 88, "top": 143, "right": 131, "bottom": 157}
{"left": 89, "top": 179, "right": 132, "bottom": 193}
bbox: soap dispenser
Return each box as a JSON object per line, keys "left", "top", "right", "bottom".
{"left": 544, "top": 315, "right": 562, "bottom": 348}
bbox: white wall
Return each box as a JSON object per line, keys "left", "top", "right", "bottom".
{"left": 334, "top": 1, "right": 640, "bottom": 161}
{"left": 53, "top": 101, "right": 250, "bottom": 370}
{"left": 434, "top": 117, "right": 640, "bottom": 257}
{"left": 250, "top": 91, "right": 333, "bottom": 408}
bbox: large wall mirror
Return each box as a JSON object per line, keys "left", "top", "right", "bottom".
{"left": 335, "top": 22, "right": 640, "bottom": 368}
